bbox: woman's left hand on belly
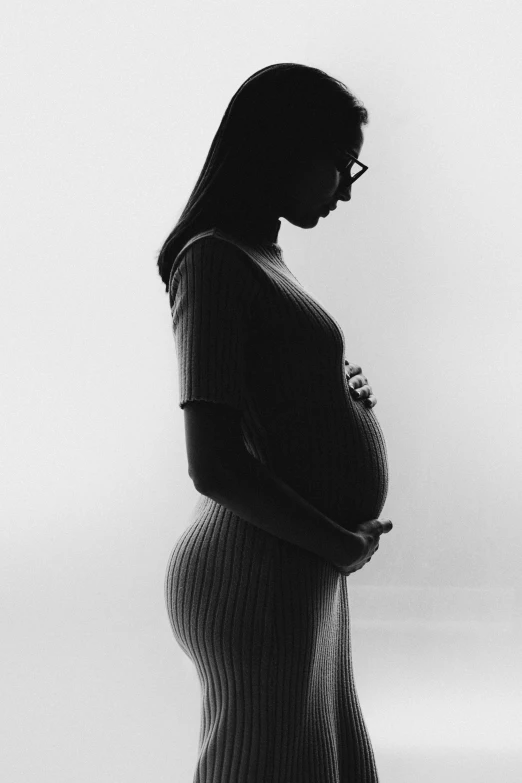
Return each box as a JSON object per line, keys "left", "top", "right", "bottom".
{"left": 345, "top": 361, "right": 376, "bottom": 408}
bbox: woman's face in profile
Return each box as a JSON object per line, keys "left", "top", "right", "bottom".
{"left": 279, "top": 137, "right": 364, "bottom": 228}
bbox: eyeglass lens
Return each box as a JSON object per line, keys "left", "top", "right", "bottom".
{"left": 344, "top": 159, "right": 363, "bottom": 182}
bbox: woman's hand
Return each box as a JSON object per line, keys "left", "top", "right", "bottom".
{"left": 332, "top": 518, "right": 393, "bottom": 576}
{"left": 345, "top": 361, "right": 376, "bottom": 408}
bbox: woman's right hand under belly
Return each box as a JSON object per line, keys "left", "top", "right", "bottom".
{"left": 331, "top": 517, "right": 393, "bottom": 575}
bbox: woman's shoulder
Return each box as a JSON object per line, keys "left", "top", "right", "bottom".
{"left": 169, "top": 230, "right": 265, "bottom": 305}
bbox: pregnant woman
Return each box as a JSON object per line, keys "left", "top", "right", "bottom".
{"left": 157, "top": 63, "right": 393, "bottom": 783}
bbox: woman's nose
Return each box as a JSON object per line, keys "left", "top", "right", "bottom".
{"left": 336, "top": 183, "right": 352, "bottom": 202}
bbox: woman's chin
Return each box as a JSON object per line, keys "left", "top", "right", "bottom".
{"left": 283, "top": 209, "right": 323, "bottom": 228}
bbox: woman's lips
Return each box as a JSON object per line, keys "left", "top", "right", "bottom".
{"left": 320, "top": 205, "right": 337, "bottom": 217}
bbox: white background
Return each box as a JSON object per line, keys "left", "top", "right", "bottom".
{"left": 2, "top": 1, "right": 521, "bottom": 781}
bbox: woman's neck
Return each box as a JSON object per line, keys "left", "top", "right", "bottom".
{"left": 232, "top": 215, "right": 281, "bottom": 245}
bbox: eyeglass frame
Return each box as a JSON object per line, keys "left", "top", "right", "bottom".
{"left": 334, "top": 149, "right": 368, "bottom": 185}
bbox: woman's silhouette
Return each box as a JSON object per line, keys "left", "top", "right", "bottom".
{"left": 158, "top": 63, "right": 393, "bottom": 783}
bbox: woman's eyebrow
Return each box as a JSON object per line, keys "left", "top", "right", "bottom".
{"left": 336, "top": 147, "right": 357, "bottom": 161}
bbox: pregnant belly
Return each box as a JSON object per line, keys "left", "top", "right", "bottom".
{"left": 342, "top": 399, "right": 389, "bottom": 523}
{"left": 261, "top": 399, "right": 389, "bottom": 531}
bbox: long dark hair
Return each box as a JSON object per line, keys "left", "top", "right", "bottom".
{"left": 155, "top": 63, "right": 369, "bottom": 292}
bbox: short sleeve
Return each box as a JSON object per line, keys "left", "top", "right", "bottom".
{"left": 169, "top": 236, "right": 261, "bottom": 412}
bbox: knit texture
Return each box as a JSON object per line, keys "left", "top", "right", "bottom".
{"left": 165, "top": 229, "right": 389, "bottom": 782}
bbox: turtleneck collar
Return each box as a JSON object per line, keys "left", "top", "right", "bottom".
{"left": 218, "top": 216, "right": 281, "bottom": 248}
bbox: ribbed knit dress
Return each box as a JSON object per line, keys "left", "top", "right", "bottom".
{"left": 164, "top": 225, "right": 389, "bottom": 783}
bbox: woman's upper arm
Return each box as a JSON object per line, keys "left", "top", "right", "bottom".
{"left": 170, "top": 237, "right": 261, "bottom": 414}
{"left": 183, "top": 400, "right": 246, "bottom": 490}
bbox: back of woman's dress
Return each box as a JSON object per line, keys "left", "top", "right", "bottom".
{"left": 164, "top": 228, "right": 389, "bottom": 783}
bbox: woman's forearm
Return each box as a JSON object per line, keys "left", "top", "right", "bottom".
{"left": 195, "top": 452, "right": 357, "bottom": 564}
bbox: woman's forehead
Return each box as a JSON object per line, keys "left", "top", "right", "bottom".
{"left": 346, "top": 134, "right": 363, "bottom": 157}
{"left": 332, "top": 132, "right": 363, "bottom": 159}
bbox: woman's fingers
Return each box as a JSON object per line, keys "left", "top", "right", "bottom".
{"left": 358, "top": 519, "right": 393, "bottom": 540}
{"left": 349, "top": 378, "right": 373, "bottom": 396}
{"left": 364, "top": 394, "right": 377, "bottom": 408}
{"left": 335, "top": 519, "right": 392, "bottom": 576}
{"left": 350, "top": 381, "right": 372, "bottom": 397}
{"left": 345, "top": 361, "right": 362, "bottom": 376}
{"left": 347, "top": 372, "right": 367, "bottom": 390}
{"left": 346, "top": 365, "right": 377, "bottom": 407}
{"left": 379, "top": 519, "right": 393, "bottom": 534}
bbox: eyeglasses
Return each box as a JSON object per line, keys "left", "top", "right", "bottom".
{"left": 336, "top": 150, "right": 368, "bottom": 185}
